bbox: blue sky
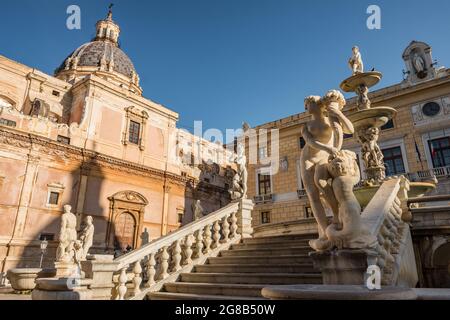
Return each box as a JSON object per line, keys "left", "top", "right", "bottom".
{"left": 0, "top": 0, "right": 449, "bottom": 141}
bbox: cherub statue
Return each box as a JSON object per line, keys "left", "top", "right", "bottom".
{"left": 325, "top": 150, "right": 376, "bottom": 249}
{"left": 355, "top": 84, "right": 371, "bottom": 110}
{"left": 358, "top": 127, "right": 383, "bottom": 169}
{"left": 348, "top": 46, "right": 364, "bottom": 75}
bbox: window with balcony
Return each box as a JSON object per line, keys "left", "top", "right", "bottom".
{"left": 382, "top": 147, "right": 406, "bottom": 176}
{"left": 258, "top": 173, "right": 271, "bottom": 196}
{"left": 429, "top": 137, "right": 450, "bottom": 168}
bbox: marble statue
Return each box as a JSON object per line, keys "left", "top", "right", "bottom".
{"left": 56, "top": 205, "right": 78, "bottom": 263}
{"left": 229, "top": 172, "right": 244, "bottom": 200}
{"left": 229, "top": 143, "right": 248, "bottom": 200}
{"left": 79, "top": 216, "right": 95, "bottom": 260}
{"left": 355, "top": 84, "right": 371, "bottom": 110}
{"left": 413, "top": 53, "right": 426, "bottom": 73}
{"left": 358, "top": 127, "right": 384, "bottom": 170}
{"left": 301, "top": 90, "right": 373, "bottom": 251}
{"left": 192, "top": 200, "right": 204, "bottom": 221}
{"left": 348, "top": 46, "right": 364, "bottom": 75}
{"left": 300, "top": 95, "right": 340, "bottom": 250}
{"left": 324, "top": 150, "right": 376, "bottom": 249}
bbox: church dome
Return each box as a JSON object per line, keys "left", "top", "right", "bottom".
{"left": 55, "top": 7, "right": 142, "bottom": 95}
{"left": 56, "top": 41, "right": 137, "bottom": 79}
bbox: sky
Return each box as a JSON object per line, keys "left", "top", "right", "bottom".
{"left": 0, "top": 0, "right": 449, "bottom": 141}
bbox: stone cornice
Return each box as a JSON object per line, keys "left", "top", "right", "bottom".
{"left": 0, "top": 127, "right": 190, "bottom": 187}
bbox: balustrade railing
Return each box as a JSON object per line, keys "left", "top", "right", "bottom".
{"left": 109, "top": 199, "right": 252, "bottom": 300}
{"left": 361, "top": 176, "right": 417, "bottom": 287}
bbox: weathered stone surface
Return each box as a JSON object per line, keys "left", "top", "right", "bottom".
{"left": 262, "top": 284, "right": 417, "bottom": 300}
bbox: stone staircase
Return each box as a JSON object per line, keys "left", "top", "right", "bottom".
{"left": 148, "top": 234, "right": 321, "bottom": 300}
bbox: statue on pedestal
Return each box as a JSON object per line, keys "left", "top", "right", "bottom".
{"left": 57, "top": 205, "right": 95, "bottom": 264}
{"left": 79, "top": 216, "right": 95, "bottom": 260}
{"left": 56, "top": 205, "right": 78, "bottom": 263}
{"left": 348, "top": 46, "right": 364, "bottom": 75}
{"left": 229, "top": 143, "right": 248, "bottom": 200}
{"left": 301, "top": 90, "right": 375, "bottom": 251}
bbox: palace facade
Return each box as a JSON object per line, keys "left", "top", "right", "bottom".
{"left": 0, "top": 11, "right": 234, "bottom": 282}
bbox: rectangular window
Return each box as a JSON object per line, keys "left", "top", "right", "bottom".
{"left": 382, "top": 147, "right": 406, "bottom": 176}
{"left": 52, "top": 90, "right": 60, "bottom": 97}
{"left": 0, "top": 118, "right": 17, "bottom": 128}
{"left": 305, "top": 207, "right": 313, "bottom": 218}
{"left": 178, "top": 213, "right": 184, "bottom": 224}
{"left": 128, "top": 120, "right": 141, "bottom": 145}
{"left": 261, "top": 211, "right": 270, "bottom": 224}
{"left": 429, "top": 137, "right": 450, "bottom": 168}
{"left": 381, "top": 119, "right": 395, "bottom": 130}
{"left": 299, "top": 137, "right": 306, "bottom": 149}
{"left": 258, "top": 173, "right": 271, "bottom": 195}
{"left": 57, "top": 135, "right": 70, "bottom": 145}
{"left": 48, "top": 192, "right": 60, "bottom": 205}
{"left": 39, "top": 233, "right": 55, "bottom": 241}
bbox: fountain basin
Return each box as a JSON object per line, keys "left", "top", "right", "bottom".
{"left": 6, "top": 268, "right": 56, "bottom": 293}
{"left": 355, "top": 181, "right": 436, "bottom": 207}
{"left": 340, "top": 71, "right": 382, "bottom": 92}
{"left": 348, "top": 106, "right": 397, "bottom": 129}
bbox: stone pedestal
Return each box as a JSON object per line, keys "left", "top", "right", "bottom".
{"left": 310, "top": 249, "right": 378, "bottom": 285}
{"left": 31, "top": 260, "right": 93, "bottom": 300}
{"left": 237, "top": 198, "right": 254, "bottom": 239}
{"left": 81, "top": 254, "right": 118, "bottom": 300}
{"left": 32, "top": 278, "right": 93, "bottom": 300}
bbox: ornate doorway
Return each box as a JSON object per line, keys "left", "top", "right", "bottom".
{"left": 107, "top": 191, "right": 148, "bottom": 252}
{"left": 115, "top": 212, "right": 137, "bottom": 251}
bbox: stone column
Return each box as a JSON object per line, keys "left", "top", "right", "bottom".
{"left": 237, "top": 198, "right": 254, "bottom": 239}
{"left": 160, "top": 185, "right": 171, "bottom": 236}
{"left": 12, "top": 155, "right": 40, "bottom": 237}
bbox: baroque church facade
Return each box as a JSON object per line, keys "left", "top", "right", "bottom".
{"left": 0, "top": 10, "right": 234, "bottom": 281}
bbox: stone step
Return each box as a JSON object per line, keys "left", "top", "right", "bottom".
{"left": 242, "top": 234, "right": 316, "bottom": 245}
{"left": 207, "top": 254, "right": 312, "bottom": 265}
{"left": 180, "top": 272, "right": 322, "bottom": 285}
{"left": 221, "top": 247, "right": 311, "bottom": 257}
{"left": 148, "top": 291, "right": 265, "bottom": 300}
{"left": 195, "top": 264, "right": 316, "bottom": 274}
{"left": 231, "top": 242, "right": 312, "bottom": 250}
{"left": 164, "top": 282, "right": 266, "bottom": 297}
